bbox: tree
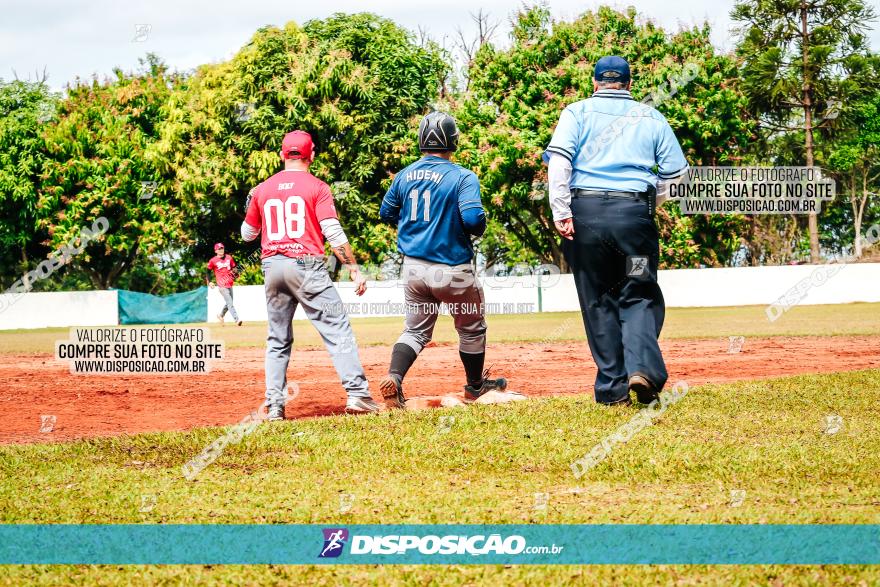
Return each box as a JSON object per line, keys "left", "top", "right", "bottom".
{"left": 0, "top": 78, "right": 58, "bottom": 288}
{"left": 732, "top": 0, "right": 877, "bottom": 262}
{"left": 154, "top": 14, "right": 448, "bottom": 269}
{"left": 37, "top": 55, "right": 186, "bottom": 289}
{"left": 455, "top": 6, "right": 755, "bottom": 270}
{"left": 455, "top": 9, "right": 501, "bottom": 91}
{"left": 825, "top": 89, "right": 880, "bottom": 257}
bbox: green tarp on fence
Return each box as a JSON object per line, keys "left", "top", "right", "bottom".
{"left": 118, "top": 287, "right": 208, "bottom": 325}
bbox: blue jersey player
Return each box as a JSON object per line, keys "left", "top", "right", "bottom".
{"left": 378, "top": 111, "right": 508, "bottom": 408}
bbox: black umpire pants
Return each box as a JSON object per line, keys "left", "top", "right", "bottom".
{"left": 563, "top": 195, "right": 668, "bottom": 404}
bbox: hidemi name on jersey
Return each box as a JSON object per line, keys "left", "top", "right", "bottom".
{"left": 404, "top": 170, "right": 444, "bottom": 184}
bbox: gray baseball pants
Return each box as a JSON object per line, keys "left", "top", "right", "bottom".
{"left": 218, "top": 287, "right": 239, "bottom": 322}
{"left": 396, "top": 256, "right": 487, "bottom": 355}
{"left": 262, "top": 254, "right": 370, "bottom": 407}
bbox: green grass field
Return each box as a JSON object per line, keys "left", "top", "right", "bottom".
{"left": 1, "top": 368, "right": 878, "bottom": 584}
{"left": 2, "top": 302, "right": 879, "bottom": 354}
{"left": 1, "top": 303, "right": 878, "bottom": 584}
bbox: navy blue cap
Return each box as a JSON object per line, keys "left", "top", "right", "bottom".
{"left": 593, "top": 56, "right": 631, "bottom": 83}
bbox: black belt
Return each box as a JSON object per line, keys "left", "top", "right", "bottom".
{"left": 572, "top": 187, "right": 657, "bottom": 216}
{"left": 572, "top": 188, "right": 647, "bottom": 201}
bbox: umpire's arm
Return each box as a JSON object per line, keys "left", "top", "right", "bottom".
{"left": 547, "top": 154, "right": 574, "bottom": 239}
{"left": 544, "top": 106, "right": 579, "bottom": 240}
{"left": 654, "top": 118, "right": 689, "bottom": 206}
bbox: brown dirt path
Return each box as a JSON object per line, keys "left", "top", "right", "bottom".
{"left": 2, "top": 335, "right": 878, "bottom": 444}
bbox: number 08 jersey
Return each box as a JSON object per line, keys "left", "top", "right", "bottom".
{"left": 244, "top": 170, "right": 338, "bottom": 259}
{"left": 380, "top": 155, "right": 483, "bottom": 266}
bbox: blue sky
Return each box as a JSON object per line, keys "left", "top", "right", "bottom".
{"left": 3, "top": 0, "right": 879, "bottom": 90}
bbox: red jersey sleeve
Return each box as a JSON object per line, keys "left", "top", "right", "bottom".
{"left": 207, "top": 258, "right": 216, "bottom": 270}
{"left": 244, "top": 185, "right": 262, "bottom": 229}
{"left": 229, "top": 256, "right": 236, "bottom": 268}
{"left": 314, "top": 183, "right": 339, "bottom": 222}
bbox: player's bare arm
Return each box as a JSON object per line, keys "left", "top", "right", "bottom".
{"left": 330, "top": 241, "right": 367, "bottom": 296}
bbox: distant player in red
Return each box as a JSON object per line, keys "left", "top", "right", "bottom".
{"left": 241, "top": 130, "right": 380, "bottom": 420}
{"left": 207, "top": 242, "right": 241, "bottom": 326}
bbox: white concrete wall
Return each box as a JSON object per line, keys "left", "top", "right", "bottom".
{"left": 4, "top": 263, "right": 880, "bottom": 330}
{"left": 658, "top": 263, "right": 880, "bottom": 307}
{"left": 0, "top": 290, "right": 118, "bottom": 330}
{"left": 207, "top": 262, "right": 880, "bottom": 322}
{"left": 207, "top": 274, "right": 560, "bottom": 323}
{"left": 206, "top": 282, "right": 383, "bottom": 323}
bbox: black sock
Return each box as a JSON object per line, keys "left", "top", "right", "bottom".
{"left": 459, "top": 350, "right": 485, "bottom": 388}
{"left": 389, "top": 343, "right": 418, "bottom": 382}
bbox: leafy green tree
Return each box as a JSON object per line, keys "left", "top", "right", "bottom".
{"left": 37, "top": 56, "right": 186, "bottom": 289}
{"left": 825, "top": 87, "right": 880, "bottom": 257}
{"left": 454, "top": 6, "right": 755, "bottom": 270}
{"left": 154, "top": 14, "right": 447, "bottom": 267}
{"left": 0, "top": 79, "right": 58, "bottom": 287}
{"left": 732, "top": 0, "right": 877, "bottom": 262}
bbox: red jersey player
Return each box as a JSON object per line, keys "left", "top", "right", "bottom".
{"left": 207, "top": 242, "right": 241, "bottom": 326}
{"left": 241, "top": 130, "right": 380, "bottom": 419}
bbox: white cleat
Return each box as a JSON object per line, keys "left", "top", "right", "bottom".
{"left": 266, "top": 404, "right": 285, "bottom": 421}
{"left": 345, "top": 396, "right": 383, "bottom": 414}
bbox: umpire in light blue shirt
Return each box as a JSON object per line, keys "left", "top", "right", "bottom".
{"left": 544, "top": 55, "right": 689, "bottom": 406}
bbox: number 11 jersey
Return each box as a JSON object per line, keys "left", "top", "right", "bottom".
{"left": 379, "top": 155, "right": 484, "bottom": 266}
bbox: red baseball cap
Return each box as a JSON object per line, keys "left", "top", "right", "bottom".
{"left": 281, "top": 130, "right": 314, "bottom": 160}
{"left": 214, "top": 242, "right": 224, "bottom": 250}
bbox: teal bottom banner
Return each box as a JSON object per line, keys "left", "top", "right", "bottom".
{"left": 1, "top": 525, "right": 877, "bottom": 565}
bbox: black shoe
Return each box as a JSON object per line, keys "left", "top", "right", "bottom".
{"left": 379, "top": 375, "right": 406, "bottom": 409}
{"left": 602, "top": 395, "right": 632, "bottom": 407}
{"left": 464, "top": 369, "right": 508, "bottom": 403}
{"left": 629, "top": 374, "right": 659, "bottom": 405}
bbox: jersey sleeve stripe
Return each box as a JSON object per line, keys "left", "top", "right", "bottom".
{"left": 544, "top": 146, "right": 574, "bottom": 161}
{"left": 381, "top": 195, "right": 401, "bottom": 209}
{"left": 658, "top": 165, "right": 689, "bottom": 179}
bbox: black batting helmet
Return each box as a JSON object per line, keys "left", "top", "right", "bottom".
{"left": 418, "top": 111, "right": 459, "bottom": 152}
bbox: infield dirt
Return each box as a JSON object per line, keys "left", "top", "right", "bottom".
{"left": 3, "top": 335, "right": 879, "bottom": 444}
